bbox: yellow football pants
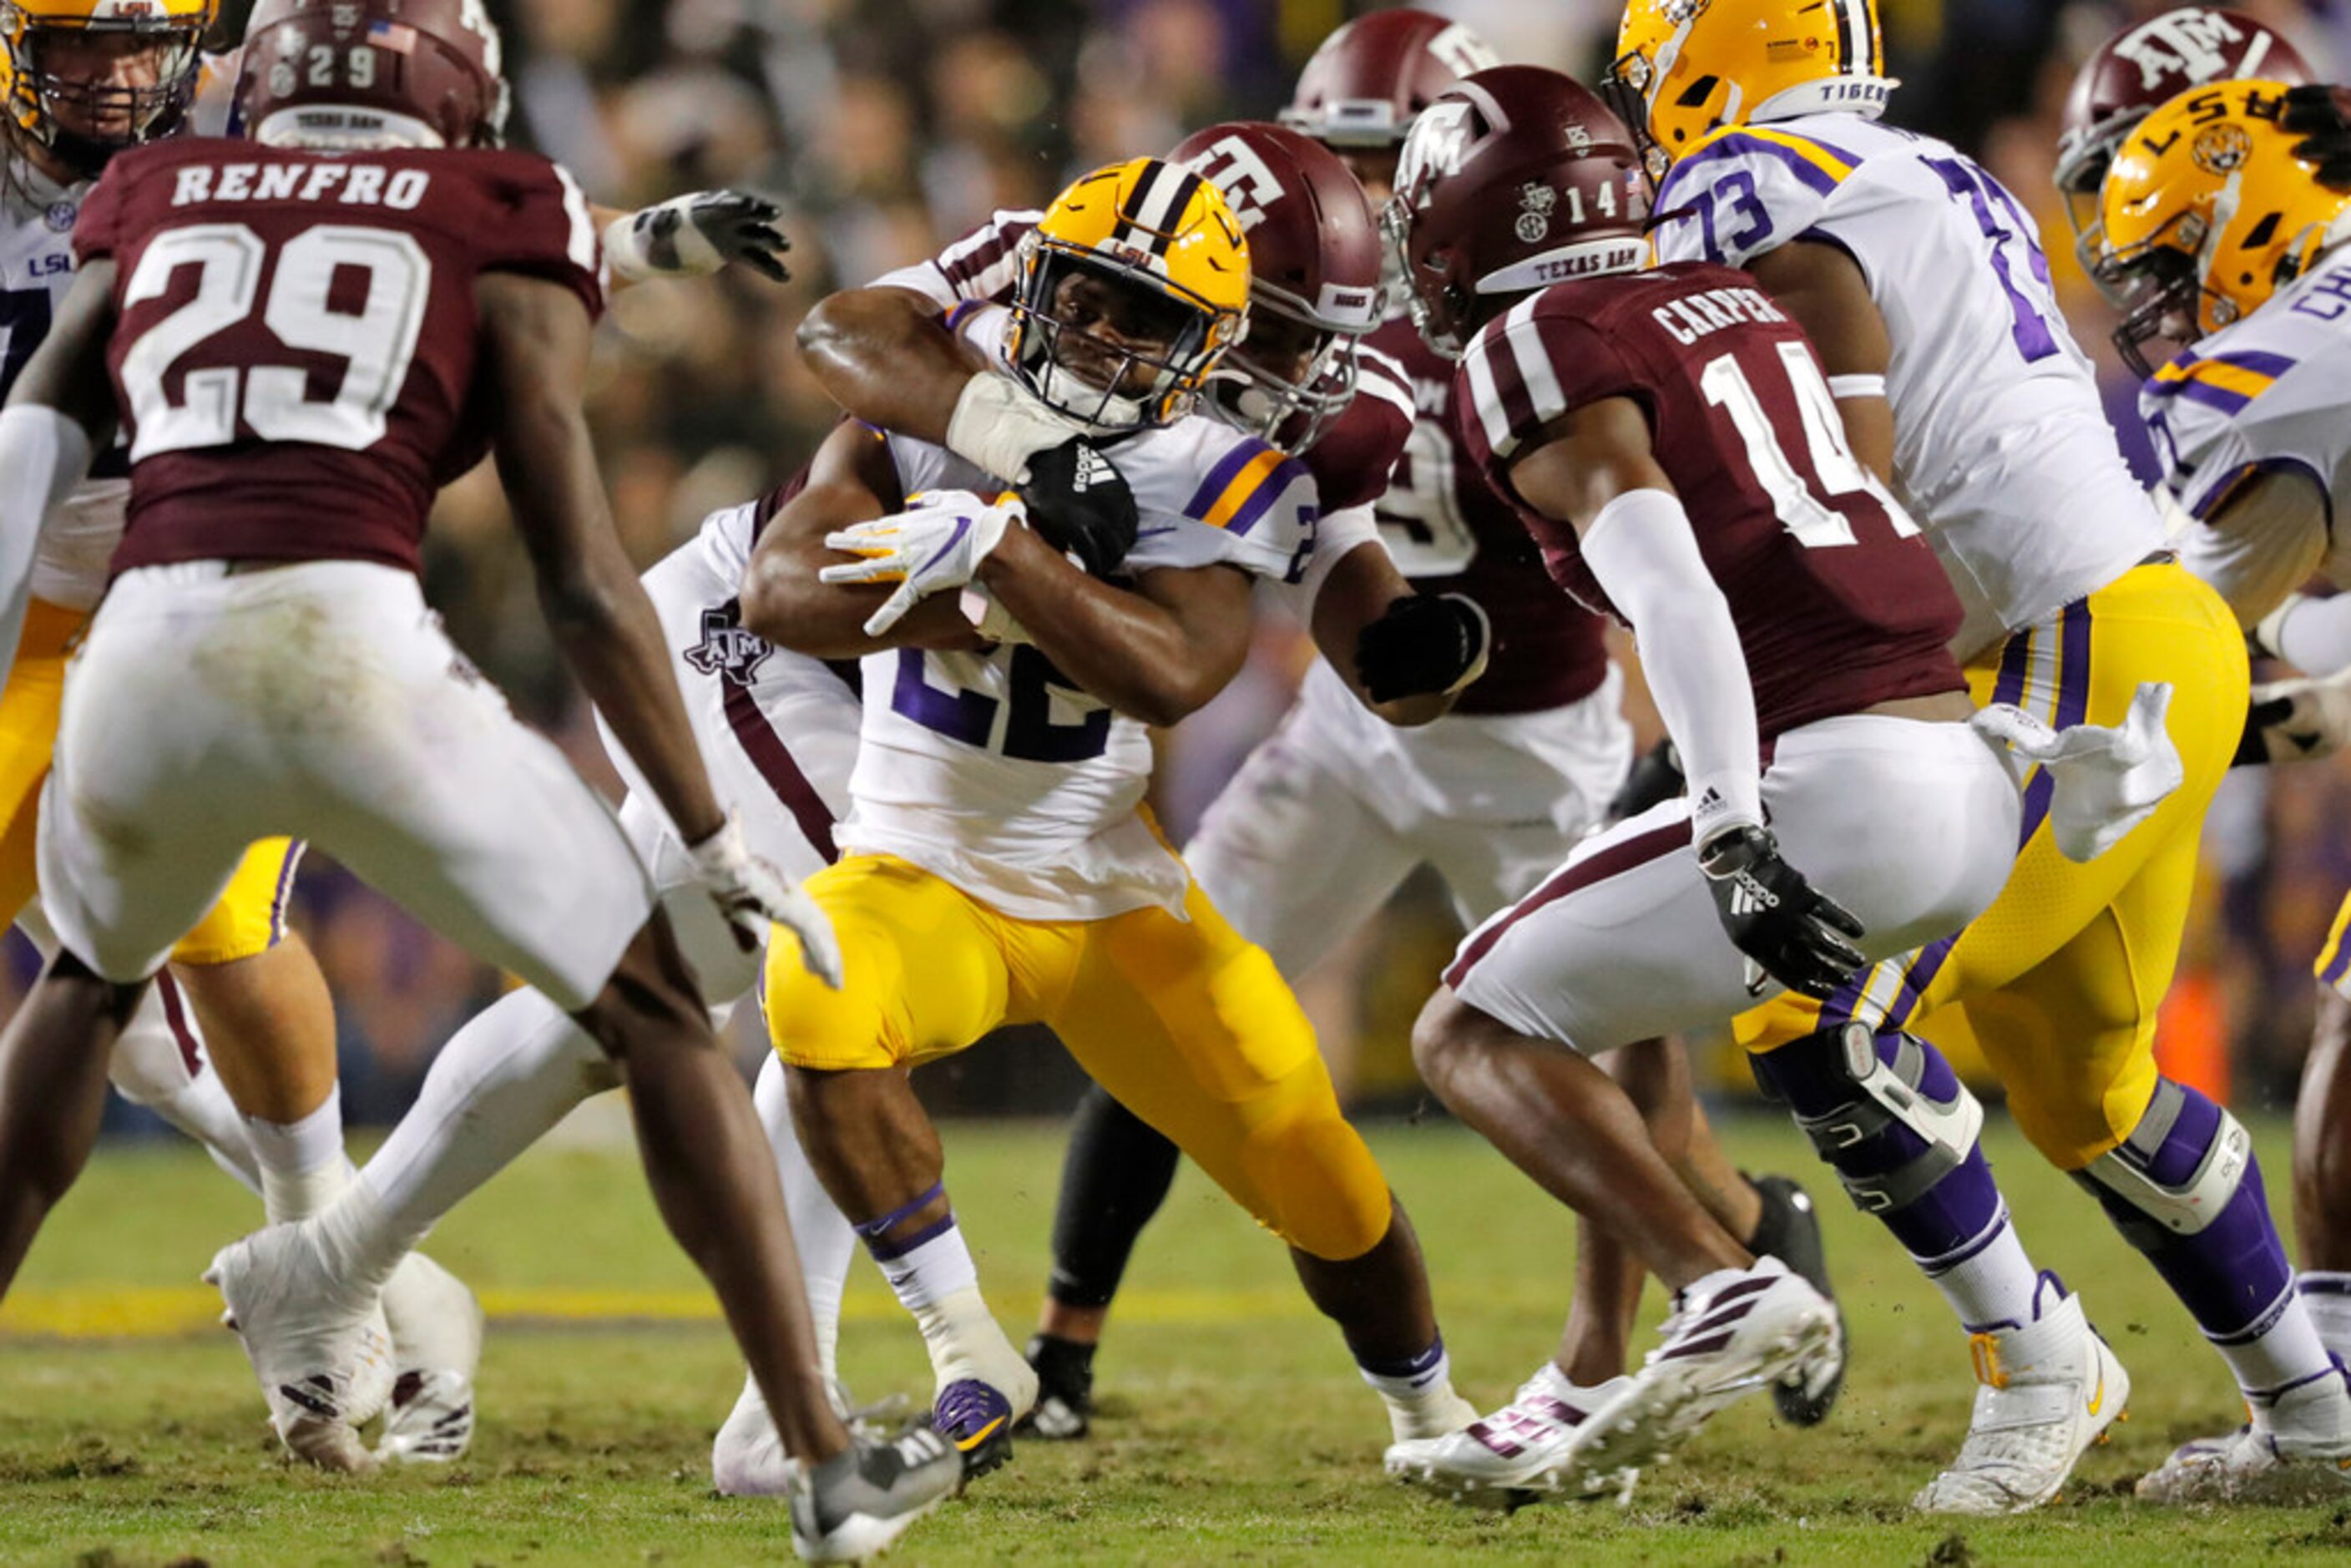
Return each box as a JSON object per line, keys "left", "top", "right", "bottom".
{"left": 765, "top": 852, "right": 1395, "bottom": 1262}
{"left": 1737, "top": 561, "right": 2247, "bottom": 1169}
{"left": 0, "top": 597, "right": 298, "bottom": 965}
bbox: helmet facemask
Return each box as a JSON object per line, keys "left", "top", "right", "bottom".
{"left": 1201, "top": 298, "right": 1360, "bottom": 451}
{"left": 8, "top": 6, "right": 208, "bottom": 175}
{"left": 1009, "top": 242, "right": 1240, "bottom": 431}
{"left": 2101, "top": 220, "right": 2211, "bottom": 381}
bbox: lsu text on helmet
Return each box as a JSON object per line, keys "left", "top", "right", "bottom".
{"left": 2097, "top": 78, "right": 2351, "bottom": 379}
{"left": 1170, "top": 120, "right": 1382, "bottom": 450}
{"left": 235, "top": 0, "right": 506, "bottom": 153}
{"left": 1, "top": 0, "right": 213, "bottom": 175}
{"left": 1279, "top": 7, "right": 1499, "bottom": 149}
{"left": 1606, "top": 0, "right": 1895, "bottom": 182}
{"left": 1004, "top": 155, "right": 1251, "bottom": 431}
{"left": 2056, "top": 8, "right": 2311, "bottom": 297}
{"left": 1385, "top": 65, "right": 1649, "bottom": 359}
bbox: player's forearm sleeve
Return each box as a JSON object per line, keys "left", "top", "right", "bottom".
{"left": 1579, "top": 485, "right": 1764, "bottom": 842}
{"left": 1272, "top": 502, "right": 1385, "bottom": 625}
{"left": 2263, "top": 593, "right": 2351, "bottom": 678}
{"left": 0, "top": 404, "right": 92, "bottom": 675}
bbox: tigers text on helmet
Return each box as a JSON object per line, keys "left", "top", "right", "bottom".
{"left": 1, "top": 0, "right": 213, "bottom": 176}
{"left": 2096, "top": 79, "right": 2351, "bottom": 380}
{"left": 235, "top": 0, "right": 507, "bottom": 153}
{"left": 1607, "top": 0, "right": 1895, "bottom": 180}
{"left": 2055, "top": 8, "right": 2310, "bottom": 298}
{"left": 1278, "top": 7, "right": 1498, "bottom": 148}
{"left": 1385, "top": 66, "right": 1649, "bottom": 358}
{"left": 1004, "top": 156, "right": 1251, "bottom": 431}
{"left": 1170, "top": 121, "right": 1382, "bottom": 450}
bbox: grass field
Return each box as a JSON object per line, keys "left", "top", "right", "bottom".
{"left": 5, "top": 1112, "right": 2349, "bottom": 1566}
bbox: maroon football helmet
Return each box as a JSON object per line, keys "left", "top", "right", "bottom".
{"left": 1170, "top": 121, "right": 1383, "bottom": 449}
{"left": 2055, "top": 8, "right": 2311, "bottom": 289}
{"left": 1386, "top": 67, "right": 1648, "bottom": 358}
{"left": 1279, "top": 7, "right": 1500, "bottom": 148}
{"left": 235, "top": 0, "right": 508, "bottom": 151}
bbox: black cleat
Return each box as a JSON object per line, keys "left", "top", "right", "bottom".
{"left": 1015, "top": 1333, "right": 1095, "bottom": 1441}
{"left": 1747, "top": 1171, "right": 1847, "bottom": 1426}
{"left": 789, "top": 1424, "right": 961, "bottom": 1564}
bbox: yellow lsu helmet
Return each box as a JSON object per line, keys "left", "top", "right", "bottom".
{"left": 1, "top": 0, "right": 215, "bottom": 175}
{"left": 1606, "top": 0, "right": 1896, "bottom": 177}
{"left": 2096, "top": 80, "right": 2351, "bottom": 378}
{"left": 1004, "top": 156, "right": 1251, "bottom": 430}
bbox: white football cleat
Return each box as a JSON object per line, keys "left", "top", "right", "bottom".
{"left": 790, "top": 1424, "right": 963, "bottom": 1564}
{"left": 1574, "top": 1257, "right": 1837, "bottom": 1488}
{"left": 2136, "top": 1362, "right": 2351, "bottom": 1505}
{"left": 1912, "top": 1282, "right": 2128, "bottom": 1515}
{"left": 1384, "top": 1363, "right": 1631, "bottom": 1508}
{"left": 206, "top": 1223, "right": 394, "bottom": 1473}
{"left": 377, "top": 1252, "right": 484, "bottom": 1463}
{"left": 715, "top": 1373, "right": 914, "bottom": 1497}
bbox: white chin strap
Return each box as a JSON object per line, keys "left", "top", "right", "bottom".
{"left": 251, "top": 106, "right": 447, "bottom": 151}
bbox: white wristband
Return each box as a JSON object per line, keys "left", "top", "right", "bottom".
{"left": 944, "top": 371, "right": 1089, "bottom": 485}
{"left": 1828, "top": 373, "right": 1888, "bottom": 400}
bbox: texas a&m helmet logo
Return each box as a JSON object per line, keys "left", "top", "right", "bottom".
{"left": 684, "top": 601, "right": 771, "bottom": 687}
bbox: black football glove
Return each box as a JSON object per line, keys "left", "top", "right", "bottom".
{"left": 2283, "top": 84, "right": 2351, "bottom": 193}
{"left": 1606, "top": 737, "right": 1686, "bottom": 824}
{"left": 1019, "top": 439, "right": 1139, "bottom": 579}
{"left": 614, "top": 190, "right": 792, "bottom": 282}
{"left": 1354, "top": 592, "right": 1491, "bottom": 704}
{"left": 1698, "top": 826, "right": 1868, "bottom": 1001}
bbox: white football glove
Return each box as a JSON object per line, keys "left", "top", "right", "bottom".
{"left": 684, "top": 816, "right": 842, "bottom": 989}
{"left": 818, "top": 489, "right": 1024, "bottom": 637}
{"left": 1971, "top": 680, "right": 2183, "bottom": 862}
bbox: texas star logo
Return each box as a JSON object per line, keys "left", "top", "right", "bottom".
{"left": 684, "top": 601, "right": 771, "bottom": 687}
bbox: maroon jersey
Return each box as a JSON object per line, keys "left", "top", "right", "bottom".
{"left": 1363, "top": 316, "right": 1610, "bottom": 717}
{"left": 1456, "top": 262, "right": 1963, "bottom": 741}
{"left": 78, "top": 138, "right": 604, "bottom": 575}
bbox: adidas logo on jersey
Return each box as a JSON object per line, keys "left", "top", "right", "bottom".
{"left": 1070, "top": 446, "right": 1111, "bottom": 493}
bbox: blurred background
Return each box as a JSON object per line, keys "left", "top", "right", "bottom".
{"left": 59, "top": 0, "right": 2351, "bottom": 1131}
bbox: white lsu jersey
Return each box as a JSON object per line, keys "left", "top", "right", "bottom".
{"left": 1650, "top": 113, "right": 2162, "bottom": 657}
{"left": 8, "top": 61, "right": 235, "bottom": 614}
{"left": 840, "top": 305, "right": 1319, "bottom": 923}
{"left": 4, "top": 163, "right": 124, "bottom": 612}
{"left": 2142, "top": 245, "right": 2351, "bottom": 604}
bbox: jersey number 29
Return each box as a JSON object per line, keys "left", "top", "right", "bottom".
{"left": 119, "top": 221, "right": 430, "bottom": 460}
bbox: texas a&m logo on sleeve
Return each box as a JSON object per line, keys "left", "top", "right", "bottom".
{"left": 684, "top": 601, "right": 771, "bottom": 686}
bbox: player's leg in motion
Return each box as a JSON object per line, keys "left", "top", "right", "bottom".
{"left": 2293, "top": 904, "right": 2351, "bottom": 1366}
{"left": 1024, "top": 733, "right": 1421, "bottom": 1439}
{"left": 1389, "top": 714, "right": 2015, "bottom": 1506}
{"left": 775, "top": 856, "right": 1473, "bottom": 1481}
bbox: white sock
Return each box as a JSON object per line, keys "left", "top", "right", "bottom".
{"left": 245, "top": 1084, "right": 350, "bottom": 1223}
{"left": 754, "top": 1052, "right": 857, "bottom": 1385}
{"left": 1358, "top": 1338, "right": 1476, "bottom": 1441}
{"left": 326, "top": 986, "right": 619, "bottom": 1292}
{"left": 1925, "top": 1212, "right": 2044, "bottom": 1331}
{"left": 867, "top": 1216, "right": 1033, "bottom": 1408}
{"left": 2300, "top": 1272, "right": 2351, "bottom": 1362}
{"left": 2215, "top": 1280, "right": 2338, "bottom": 1410}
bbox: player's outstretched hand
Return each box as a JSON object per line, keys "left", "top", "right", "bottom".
{"left": 1697, "top": 825, "right": 1867, "bottom": 1000}
{"left": 685, "top": 816, "right": 844, "bottom": 988}
{"left": 1354, "top": 591, "right": 1490, "bottom": 704}
{"left": 1019, "top": 439, "right": 1139, "bottom": 578}
{"left": 606, "top": 191, "right": 791, "bottom": 283}
{"left": 2283, "top": 84, "right": 2351, "bottom": 192}
{"left": 820, "top": 490, "right": 1023, "bottom": 637}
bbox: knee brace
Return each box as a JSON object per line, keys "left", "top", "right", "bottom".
{"left": 1752, "top": 1023, "right": 1985, "bottom": 1216}
{"left": 2074, "top": 1077, "right": 2251, "bottom": 1247}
